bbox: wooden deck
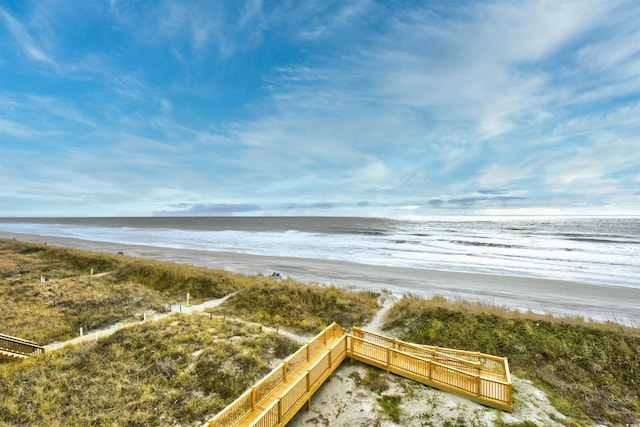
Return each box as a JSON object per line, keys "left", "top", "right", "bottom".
{"left": 0, "top": 333, "right": 45, "bottom": 360}
{"left": 207, "top": 324, "right": 512, "bottom": 427}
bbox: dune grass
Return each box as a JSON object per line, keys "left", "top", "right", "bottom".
{"left": 0, "top": 239, "right": 248, "bottom": 344}
{"left": 382, "top": 296, "right": 640, "bottom": 426}
{"left": 210, "top": 278, "right": 380, "bottom": 333}
{"left": 0, "top": 315, "right": 298, "bottom": 426}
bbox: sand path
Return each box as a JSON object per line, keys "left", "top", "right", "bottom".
{"left": 44, "top": 293, "right": 236, "bottom": 351}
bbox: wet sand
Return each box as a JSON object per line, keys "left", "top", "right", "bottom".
{"left": 3, "top": 232, "right": 639, "bottom": 326}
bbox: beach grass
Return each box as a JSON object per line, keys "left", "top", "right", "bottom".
{"left": 0, "top": 238, "right": 250, "bottom": 344}
{"left": 382, "top": 295, "right": 640, "bottom": 426}
{"left": 208, "top": 278, "right": 380, "bottom": 332}
{"left": 0, "top": 315, "right": 299, "bottom": 426}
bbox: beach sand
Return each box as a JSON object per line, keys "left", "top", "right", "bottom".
{"left": 3, "top": 232, "right": 639, "bottom": 326}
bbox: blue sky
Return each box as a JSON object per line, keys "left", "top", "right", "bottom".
{"left": 1, "top": 0, "right": 639, "bottom": 217}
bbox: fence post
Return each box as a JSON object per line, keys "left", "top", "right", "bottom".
{"left": 476, "top": 364, "right": 482, "bottom": 396}
{"left": 283, "top": 362, "right": 288, "bottom": 383}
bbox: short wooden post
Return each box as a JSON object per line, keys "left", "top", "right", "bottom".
{"left": 90, "top": 268, "right": 93, "bottom": 277}
{"left": 186, "top": 292, "right": 191, "bottom": 307}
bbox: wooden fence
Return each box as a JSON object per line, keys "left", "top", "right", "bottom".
{"left": 0, "top": 333, "right": 45, "bottom": 360}
{"left": 349, "top": 327, "right": 512, "bottom": 411}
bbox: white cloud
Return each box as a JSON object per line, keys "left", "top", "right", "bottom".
{"left": 0, "top": 7, "right": 56, "bottom": 65}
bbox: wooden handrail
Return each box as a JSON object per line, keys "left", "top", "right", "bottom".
{"left": 0, "top": 333, "right": 45, "bottom": 358}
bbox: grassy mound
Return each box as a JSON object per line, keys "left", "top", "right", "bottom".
{"left": 112, "top": 259, "right": 248, "bottom": 301}
{"left": 211, "top": 278, "right": 380, "bottom": 332}
{"left": 0, "top": 239, "right": 170, "bottom": 343}
{"left": 383, "top": 296, "right": 640, "bottom": 426}
{"left": 0, "top": 315, "right": 298, "bottom": 426}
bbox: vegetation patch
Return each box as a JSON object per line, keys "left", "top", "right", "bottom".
{"left": 377, "top": 394, "right": 402, "bottom": 422}
{"left": 112, "top": 259, "right": 248, "bottom": 301}
{"left": 0, "top": 239, "right": 168, "bottom": 343}
{"left": 0, "top": 315, "right": 298, "bottom": 426}
{"left": 210, "top": 279, "right": 380, "bottom": 332}
{"left": 383, "top": 296, "right": 640, "bottom": 426}
{"left": 0, "top": 239, "right": 249, "bottom": 343}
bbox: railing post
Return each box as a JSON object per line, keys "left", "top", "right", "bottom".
{"left": 278, "top": 399, "right": 283, "bottom": 422}
{"left": 306, "top": 371, "right": 312, "bottom": 411}
{"left": 386, "top": 347, "right": 391, "bottom": 372}
{"left": 283, "top": 362, "right": 288, "bottom": 383}
{"left": 251, "top": 386, "right": 256, "bottom": 410}
{"left": 476, "top": 364, "right": 482, "bottom": 396}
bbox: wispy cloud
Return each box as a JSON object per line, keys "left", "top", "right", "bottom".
{"left": 1, "top": 0, "right": 639, "bottom": 216}
{"left": 0, "top": 7, "right": 56, "bottom": 65}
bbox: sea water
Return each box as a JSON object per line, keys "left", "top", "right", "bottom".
{"left": 0, "top": 216, "right": 638, "bottom": 288}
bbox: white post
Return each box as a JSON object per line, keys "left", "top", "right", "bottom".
{"left": 95, "top": 332, "right": 99, "bottom": 342}
{"left": 143, "top": 312, "right": 147, "bottom": 321}
{"left": 80, "top": 327, "right": 84, "bottom": 336}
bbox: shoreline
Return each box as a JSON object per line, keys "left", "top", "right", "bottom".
{"left": 3, "top": 231, "right": 639, "bottom": 326}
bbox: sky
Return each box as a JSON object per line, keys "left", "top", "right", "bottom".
{"left": 1, "top": 0, "right": 639, "bottom": 218}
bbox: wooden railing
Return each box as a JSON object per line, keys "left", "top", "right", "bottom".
{"left": 208, "top": 324, "right": 512, "bottom": 426}
{"left": 208, "top": 323, "right": 348, "bottom": 427}
{"left": 0, "top": 333, "right": 45, "bottom": 359}
{"left": 350, "top": 327, "right": 512, "bottom": 411}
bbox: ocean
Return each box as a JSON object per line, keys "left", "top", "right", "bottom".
{"left": 0, "top": 216, "right": 639, "bottom": 289}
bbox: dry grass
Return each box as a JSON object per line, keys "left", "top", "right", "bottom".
{"left": 0, "top": 315, "right": 298, "bottom": 426}
{"left": 210, "top": 278, "right": 380, "bottom": 332}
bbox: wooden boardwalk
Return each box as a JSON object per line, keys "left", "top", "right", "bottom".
{"left": 0, "top": 333, "right": 45, "bottom": 360}
{"left": 207, "top": 323, "right": 512, "bottom": 427}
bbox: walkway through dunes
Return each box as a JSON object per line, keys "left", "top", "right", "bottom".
{"left": 207, "top": 323, "right": 512, "bottom": 427}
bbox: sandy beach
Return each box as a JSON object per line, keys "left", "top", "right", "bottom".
{"left": 3, "top": 231, "right": 639, "bottom": 327}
